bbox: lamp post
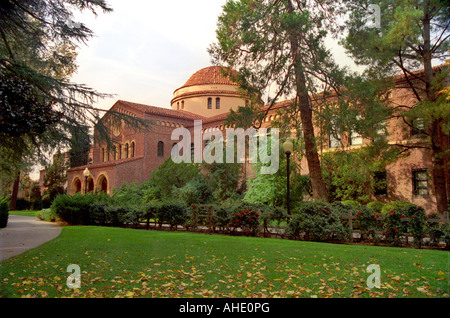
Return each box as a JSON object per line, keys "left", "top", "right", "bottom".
{"left": 282, "top": 139, "right": 294, "bottom": 216}
{"left": 83, "top": 167, "right": 90, "bottom": 194}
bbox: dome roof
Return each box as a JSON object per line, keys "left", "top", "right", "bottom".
{"left": 176, "top": 66, "right": 238, "bottom": 91}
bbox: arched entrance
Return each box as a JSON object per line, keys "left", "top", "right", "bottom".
{"left": 97, "top": 174, "right": 108, "bottom": 193}
{"left": 72, "top": 178, "right": 82, "bottom": 194}
{"left": 86, "top": 177, "right": 94, "bottom": 193}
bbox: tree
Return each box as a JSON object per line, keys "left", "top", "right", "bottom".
{"left": 340, "top": 0, "right": 449, "bottom": 214}
{"left": 43, "top": 151, "right": 67, "bottom": 201}
{"left": 209, "top": 0, "right": 365, "bottom": 200}
{"left": 0, "top": 0, "right": 150, "bottom": 173}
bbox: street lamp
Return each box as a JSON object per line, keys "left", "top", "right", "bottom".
{"left": 283, "top": 139, "right": 294, "bottom": 216}
{"left": 83, "top": 167, "right": 90, "bottom": 194}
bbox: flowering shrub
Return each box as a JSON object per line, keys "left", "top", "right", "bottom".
{"left": 426, "top": 212, "right": 450, "bottom": 248}
{"left": 354, "top": 205, "right": 382, "bottom": 243}
{"left": 230, "top": 204, "right": 260, "bottom": 236}
{"left": 382, "top": 208, "right": 408, "bottom": 246}
{"left": 405, "top": 205, "right": 427, "bottom": 248}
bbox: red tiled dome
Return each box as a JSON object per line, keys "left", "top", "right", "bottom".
{"left": 177, "top": 66, "right": 238, "bottom": 90}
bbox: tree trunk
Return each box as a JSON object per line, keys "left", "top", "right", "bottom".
{"left": 285, "top": 0, "right": 329, "bottom": 201}
{"left": 9, "top": 171, "right": 20, "bottom": 211}
{"left": 422, "top": 12, "right": 448, "bottom": 216}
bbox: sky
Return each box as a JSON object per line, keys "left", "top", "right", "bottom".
{"left": 71, "top": 0, "right": 360, "bottom": 111}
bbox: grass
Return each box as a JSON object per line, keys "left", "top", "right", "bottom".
{"left": 8, "top": 210, "right": 39, "bottom": 217}
{"left": 0, "top": 226, "right": 448, "bottom": 298}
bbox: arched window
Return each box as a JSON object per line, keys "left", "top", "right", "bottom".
{"left": 207, "top": 97, "right": 212, "bottom": 109}
{"left": 177, "top": 102, "right": 179, "bottom": 110}
{"left": 157, "top": 141, "right": 164, "bottom": 157}
{"left": 125, "top": 143, "right": 129, "bottom": 158}
{"left": 216, "top": 97, "right": 220, "bottom": 109}
{"left": 181, "top": 101, "right": 184, "bottom": 109}
{"left": 130, "top": 141, "right": 135, "bottom": 158}
{"left": 101, "top": 148, "right": 105, "bottom": 162}
{"left": 118, "top": 144, "right": 122, "bottom": 159}
{"left": 190, "top": 142, "right": 195, "bottom": 162}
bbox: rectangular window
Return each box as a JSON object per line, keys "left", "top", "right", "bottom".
{"left": 216, "top": 98, "right": 220, "bottom": 109}
{"left": 411, "top": 118, "right": 425, "bottom": 136}
{"left": 329, "top": 133, "right": 340, "bottom": 148}
{"left": 413, "top": 169, "right": 429, "bottom": 196}
{"left": 373, "top": 171, "right": 387, "bottom": 196}
{"left": 350, "top": 115, "right": 363, "bottom": 145}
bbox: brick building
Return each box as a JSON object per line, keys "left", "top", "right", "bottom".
{"left": 63, "top": 65, "right": 449, "bottom": 214}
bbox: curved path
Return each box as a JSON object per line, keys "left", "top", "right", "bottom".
{"left": 0, "top": 215, "right": 62, "bottom": 262}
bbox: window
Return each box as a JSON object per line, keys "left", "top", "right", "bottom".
{"left": 411, "top": 118, "right": 425, "bottom": 136}
{"left": 177, "top": 102, "right": 179, "bottom": 110}
{"left": 350, "top": 115, "right": 363, "bottom": 145}
{"left": 181, "top": 101, "right": 184, "bottom": 109}
{"left": 157, "top": 141, "right": 164, "bottom": 157}
{"left": 130, "top": 142, "right": 135, "bottom": 158}
{"left": 101, "top": 148, "right": 105, "bottom": 162}
{"left": 191, "top": 143, "right": 195, "bottom": 162}
{"left": 373, "top": 120, "right": 387, "bottom": 142}
{"left": 374, "top": 171, "right": 387, "bottom": 196}
{"left": 329, "top": 133, "right": 340, "bottom": 148}
{"left": 216, "top": 98, "right": 220, "bottom": 109}
{"left": 413, "top": 169, "right": 429, "bottom": 196}
{"left": 118, "top": 144, "right": 122, "bottom": 159}
{"left": 125, "top": 143, "right": 129, "bottom": 159}
{"left": 207, "top": 97, "right": 212, "bottom": 109}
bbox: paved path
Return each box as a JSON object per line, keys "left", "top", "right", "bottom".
{"left": 0, "top": 215, "right": 62, "bottom": 262}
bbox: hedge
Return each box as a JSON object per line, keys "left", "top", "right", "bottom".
{"left": 0, "top": 198, "right": 9, "bottom": 228}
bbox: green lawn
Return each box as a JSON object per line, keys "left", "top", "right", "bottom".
{"left": 0, "top": 226, "right": 448, "bottom": 298}
{"left": 8, "top": 210, "right": 39, "bottom": 217}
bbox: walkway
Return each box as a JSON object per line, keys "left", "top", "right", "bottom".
{"left": 0, "top": 215, "right": 62, "bottom": 262}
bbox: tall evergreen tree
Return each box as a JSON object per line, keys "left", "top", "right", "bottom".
{"left": 340, "top": 0, "right": 449, "bottom": 214}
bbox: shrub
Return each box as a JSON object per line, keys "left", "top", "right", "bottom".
{"left": 367, "top": 201, "right": 384, "bottom": 214}
{"left": 354, "top": 205, "right": 382, "bottom": 243}
{"left": 426, "top": 212, "right": 450, "bottom": 247}
{"left": 287, "top": 201, "right": 349, "bottom": 242}
{"left": 230, "top": 203, "right": 261, "bottom": 236}
{"left": 404, "top": 205, "right": 427, "bottom": 248}
{"left": 381, "top": 201, "right": 412, "bottom": 215}
{"left": 51, "top": 193, "right": 110, "bottom": 225}
{"left": 155, "top": 200, "right": 188, "bottom": 230}
{"left": 340, "top": 200, "right": 360, "bottom": 208}
{"left": 38, "top": 208, "right": 59, "bottom": 222}
{"left": 0, "top": 198, "right": 9, "bottom": 228}
{"left": 15, "top": 197, "right": 31, "bottom": 210}
{"left": 213, "top": 204, "right": 232, "bottom": 231}
{"left": 382, "top": 208, "right": 408, "bottom": 246}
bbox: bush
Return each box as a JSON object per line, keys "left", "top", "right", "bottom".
{"left": 0, "top": 198, "right": 9, "bottom": 228}
{"left": 155, "top": 200, "right": 188, "bottom": 230}
{"left": 229, "top": 202, "right": 261, "bottom": 236}
{"left": 51, "top": 193, "right": 110, "bottom": 225}
{"left": 287, "top": 202, "right": 349, "bottom": 242}
{"left": 426, "top": 212, "right": 450, "bottom": 247}
{"left": 381, "top": 201, "right": 412, "bottom": 215}
{"left": 382, "top": 208, "right": 408, "bottom": 246}
{"left": 367, "top": 201, "right": 384, "bottom": 214}
{"left": 15, "top": 197, "right": 31, "bottom": 210}
{"left": 37, "top": 208, "right": 60, "bottom": 222}
{"left": 354, "top": 205, "right": 382, "bottom": 243}
{"left": 340, "top": 200, "right": 360, "bottom": 208}
{"left": 404, "top": 205, "right": 427, "bottom": 248}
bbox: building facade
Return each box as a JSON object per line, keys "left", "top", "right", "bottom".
{"left": 62, "top": 65, "right": 448, "bottom": 215}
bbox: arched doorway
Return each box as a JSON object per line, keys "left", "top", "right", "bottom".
{"left": 87, "top": 177, "right": 94, "bottom": 193}
{"left": 97, "top": 175, "right": 108, "bottom": 193}
{"left": 72, "top": 178, "right": 82, "bottom": 194}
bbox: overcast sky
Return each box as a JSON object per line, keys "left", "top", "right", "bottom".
{"left": 71, "top": 0, "right": 360, "bottom": 111}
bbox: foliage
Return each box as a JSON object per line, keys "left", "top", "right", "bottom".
{"left": 142, "top": 158, "right": 199, "bottom": 202}
{"left": 367, "top": 201, "right": 384, "bottom": 214}
{"left": 50, "top": 192, "right": 110, "bottom": 225}
{"left": 112, "top": 182, "right": 144, "bottom": 207}
{"left": 287, "top": 201, "right": 349, "bottom": 242}
{"left": 381, "top": 201, "right": 413, "bottom": 216}
{"left": 382, "top": 208, "right": 409, "bottom": 247}
{"left": 354, "top": 205, "right": 382, "bottom": 243}
{"left": 0, "top": 197, "right": 9, "bottom": 228}
{"left": 172, "top": 175, "right": 212, "bottom": 206}
{"left": 154, "top": 200, "right": 188, "bottom": 230}
{"left": 42, "top": 152, "right": 67, "bottom": 202}
{"left": 426, "top": 212, "right": 450, "bottom": 248}
{"left": 229, "top": 203, "right": 261, "bottom": 236}
{"left": 36, "top": 208, "right": 59, "bottom": 222}
{"left": 321, "top": 146, "right": 399, "bottom": 203}
{"left": 404, "top": 205, "right": 428, "bottom": 248}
